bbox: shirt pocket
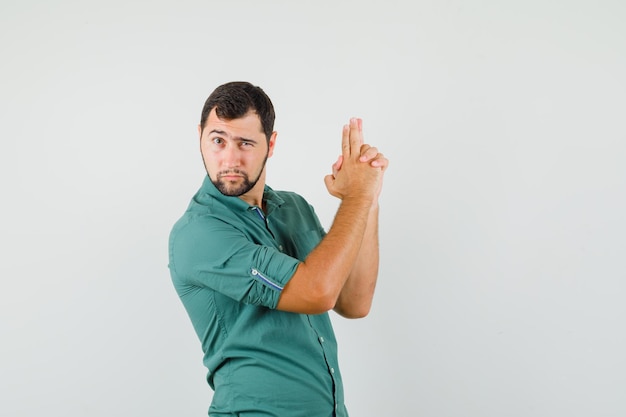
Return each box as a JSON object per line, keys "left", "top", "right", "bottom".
{"left": 288, "top": 229, "right": 323, "bottom": 261}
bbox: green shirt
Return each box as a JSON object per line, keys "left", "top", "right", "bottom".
{"left": 169, "top": 176, "right": 348, "bottom": 417}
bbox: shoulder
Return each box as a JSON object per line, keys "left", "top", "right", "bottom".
{"left": 171, "top": 209, "right": 241, "bottom": 242}
{"left": 169, "top": 200, "right": 247, "bottom": 256}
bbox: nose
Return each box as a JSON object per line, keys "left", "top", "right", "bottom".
{"left": 222, "top": 143, "right": 241, "bottom": 168}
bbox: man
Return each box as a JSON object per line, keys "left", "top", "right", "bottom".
{"left": 169, "top": 81, "right": 388, "bottom": 416}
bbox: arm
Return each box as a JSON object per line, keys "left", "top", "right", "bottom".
{"left": 276, "top": 118, "right": 387, "bottom": 315}
{"left": 333, "top": 205, "right": 379, "bottom": 318}
{"left": 332, "top": 121, "right": 387, "bottom": 318}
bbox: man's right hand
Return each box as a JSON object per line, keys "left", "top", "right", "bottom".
{"left": 324, "top": 118, "right": 387, "bottom": 205}
{"left": 277, "top": 117, "right": 387, "bottom": 315}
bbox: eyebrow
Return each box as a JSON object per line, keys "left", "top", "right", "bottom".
{"left": 207, "top": 129, "right": 257, "bottom": 143}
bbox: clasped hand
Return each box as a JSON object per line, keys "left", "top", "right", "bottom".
{"left": 324, "top": 117, "right": 388, "bottom": 203}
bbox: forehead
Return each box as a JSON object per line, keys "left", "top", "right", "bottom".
{"left": 204, "top": 108, "right": 264, "bottom": 136}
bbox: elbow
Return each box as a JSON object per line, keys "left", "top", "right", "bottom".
{"left": 341, "top": 310, "right": 370, "bottom": 319}
{"left": 310, "top": 287, "right": 341, "bottom": 314}
{"left": 332, "top": 287, "right": 375, "bottom": 318}
{"left": 277, "top": 268, "right": 341, "bottom": 315}
{"left": 333, "top": 301, "right": 372, "bottom": 319}
{"left": 294, "top": 281, "right": 341, "bottom": 315}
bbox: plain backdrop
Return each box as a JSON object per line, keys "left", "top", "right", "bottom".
{"left": 1, "top": 1, "right": 625, "bottom": 416}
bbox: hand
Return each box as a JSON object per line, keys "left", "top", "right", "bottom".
{"left": 324, "top": 118, "right": 388, "bottom": 203}
{"left": 332, "top": 144, "right": 388, "bottom": 204}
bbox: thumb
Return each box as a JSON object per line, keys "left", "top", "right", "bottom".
{"left": 323, "top": 174, "right": 335, "bottom": 192}
{"left": 332, "top": 155, "right": 343, "bottom": 177}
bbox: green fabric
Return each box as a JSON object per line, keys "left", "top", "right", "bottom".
{"left": 169, "top": 176, "right": 348, "bottom": 416}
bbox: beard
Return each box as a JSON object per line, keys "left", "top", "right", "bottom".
{"left": 212, "top": 169, "right": 259, "bottom": 197}
{"left": 209, "top": 154, "right": 268, "bottom": 197}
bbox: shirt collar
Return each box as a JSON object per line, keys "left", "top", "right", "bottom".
{"left": 199, "top": 175, "right": 284, "bottom": 214}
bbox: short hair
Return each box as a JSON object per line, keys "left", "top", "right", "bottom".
{"left": 199, "top": 81, "right": 275, "bottom": 141}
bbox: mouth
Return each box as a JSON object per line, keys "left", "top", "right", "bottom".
{"left": 218, "top": 171, "right": 247, "bottom": 182}
{"left": 219, "top": 174, "right": 243, "bottom": 180}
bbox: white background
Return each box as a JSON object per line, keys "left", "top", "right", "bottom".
{"left": 1, "top": 1, "right": 625, "bottom": 416}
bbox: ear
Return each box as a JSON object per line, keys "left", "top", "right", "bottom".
{"left": 197, "top": 124, "right": 202, "bottom": 139}
{"left": 267, "top": 131, "right": 278, "bottom": 158}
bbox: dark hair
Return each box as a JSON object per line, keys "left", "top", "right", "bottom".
{"left": 199, "top": 81, "right": 275, "bottom": 141}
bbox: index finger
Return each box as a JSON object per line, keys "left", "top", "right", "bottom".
{"left": 341, "top": 123, "right": 350, "bottom": 157}
{"left": 349, "top": 117, "right": 363, "bottom": 158}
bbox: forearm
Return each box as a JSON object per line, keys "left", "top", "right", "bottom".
{"left": 276, "top": 117, "right": 387, "bottom": 315}
{"left": 276, "top": 196, "right": 373, "bottom": 314}
{"left": 334, "top": 204, "right": 379, "bottom": 318}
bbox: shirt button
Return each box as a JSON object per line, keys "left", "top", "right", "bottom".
{"left": 278, "top": 245, "right": 284, "bottom": 251}
{"left": 330, "top": 367, "right": 335, "bottom": 374}
{"left": 319, "top": 336, "right": 324, "bottom": 343}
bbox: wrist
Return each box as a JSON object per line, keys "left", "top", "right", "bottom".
{"left": 342, "top": 195, "right": 375, "bottom": 210}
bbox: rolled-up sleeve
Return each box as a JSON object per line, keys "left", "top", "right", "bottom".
{"left": 169, "top": 215, "right": 300, "bottom": 309}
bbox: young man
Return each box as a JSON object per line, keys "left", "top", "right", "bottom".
{"left": 169, "top": 81, "right": 388, "bottom": 416}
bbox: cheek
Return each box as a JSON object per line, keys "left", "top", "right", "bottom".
{"left": 200, "top": 146, "right": 217, "bottom": 165}
{"left": 200, "top": 143, "right": 219, "bottom": 158}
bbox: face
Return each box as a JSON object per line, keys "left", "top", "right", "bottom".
{"left": 199, "top": 108, "right": 276, "bottom": 203}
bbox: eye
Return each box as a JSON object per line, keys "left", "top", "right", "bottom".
{"left": 240, "top": 140, "right": 254, "bottom": 147}
{"left": 211, "top": 137, "right": 224, "bottom": 145}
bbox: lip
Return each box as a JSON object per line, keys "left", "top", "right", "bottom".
{"left": 220, "top": 174, "right": 243, "bottom": 180}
